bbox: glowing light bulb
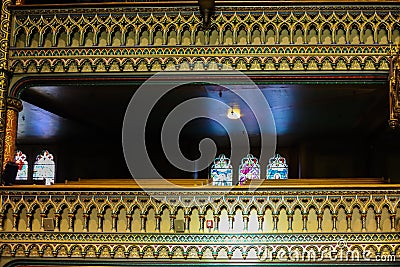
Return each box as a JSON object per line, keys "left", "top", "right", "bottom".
{"left": 227, "top": 107, "right": 241, "bottom": 120}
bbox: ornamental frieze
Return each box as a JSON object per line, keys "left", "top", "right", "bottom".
{"left": 7, "top": 6, "right": 400, "bottom": 74}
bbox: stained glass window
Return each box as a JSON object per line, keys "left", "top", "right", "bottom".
{"left": 211, "top": 154, "right": 233, "bottom": 186}
{"left": 266, "top": 154, "right": 288, "bottom": 179}
{"left": 14, "top": 150, "right": 28, "bottom": 180}
{"left": 33, "top": 150, "right": 55, "bottom": 185}
{"left": 238, "top": 154, "right": 260, "bottom": 185}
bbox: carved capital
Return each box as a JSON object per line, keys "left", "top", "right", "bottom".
{"left": 6, "top": 97, "right": 23, "bottom": 112}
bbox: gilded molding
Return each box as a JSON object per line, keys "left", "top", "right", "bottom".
{"left": 9, "top": 45, "right": 392, "bottom": 75}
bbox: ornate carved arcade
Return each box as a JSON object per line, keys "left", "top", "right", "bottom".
{"left": 0, "top": 181, "right": 399, "bottom": 265}
{"left": 7, "top": 5, "right": 399, "bottom": 76}
{"left": 0, "top": 2, "right": 399, "bottom": 266}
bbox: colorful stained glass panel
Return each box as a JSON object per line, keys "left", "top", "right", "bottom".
{"left": 33, "top": 150, "right": 55, "bottom": 185}
{"left": 267, "top": 154, "right": 288, "bottom": 179}
{"left": 238, "top": 154, "right": 260, "bottom": 185}
{"left": 14, "top": 150, "right": 28, "bottom": 180}
{"left": 211, "top": 154, "right": 233, "bottom": 186}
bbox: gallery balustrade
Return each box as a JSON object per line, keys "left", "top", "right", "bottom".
{"left": 0, "top": 178, "right": 399, "bottom": 263}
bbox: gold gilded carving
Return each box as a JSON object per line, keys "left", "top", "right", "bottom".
{"left": 0, "top": 0, "right": 12, "bottom": 168}
{"left": 389, "top": 44, "right": 400, "bottom": 129}
{"left": 2, "top": 98, "right": 22, "bottom": 169}
{"left": 8, "top": 7, "right": 399, "bottom": 75}
{"left": 0, "top": 187, "right": 399, "bottom": 264}
{"left": 85, "top": 246, "right": 97, "bottom": 258}
{"left": 129, "top": 246, "right": 140, "bottom": 258}
{"left": 2, "top": 108, "right": 18, "bottom": 169}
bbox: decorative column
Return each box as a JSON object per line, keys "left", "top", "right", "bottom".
{"left": 346, "top": 211, "right": 352, "bottom": 232}
{"left": 2, "top": 97, "right": 23, "bottom": 170}
{"left": 204, "top": 30, "right": 210, "bottom": 46}
{"left": 390, "top": 212, "right": 396, "bottom": 232}
{"left": 126, "top": 214, "right": 132, "bottom": 232}
{"left": 199, "top": 214, "right": 205, "bottom": 233}
{"left": 243, "top": 214, "right": 249, "bottom": 233}
{"left": 388, "top": 46, "right": 400, "bottom": 129}
{"left": 12, "top": 212, "right": 18, "bottom": 231}
{"left": 82, "top": 212, "right": 89, "bottom": 232}
{"left": 302, "top": 212, "right": 308, "bottom": 232}
{"left": 40, "top": 212, "right": 46, "bottom": 231}
{"left": 184, "top": 214, "right": 190, "bottom": 233}
{"left": 169, "top": 214, "right": 175, "bottom": 233}
{"left": 272, "top": 212, "right": 279, "bottom": 233}
{"left": 68, "top": 212, "right": 74, "bottom": 232}
{"left": 0, "top": 213, "right": 4, "bottom": 231}
{"left": 25, "top": 212, "right": 32, "bottom": 231}
{"left": 154, "top": 214, "right": 161, "bottom": 233}
{"left": 317, "top": 212, "right": 323, "bottom": 232}
{"left": 361, "top": 212, "right": 367, "bottom": 232}
{"left": 228, "top": 214, "right": 234, "bottom": 232}
{"left": 375, "top": 212, "right": 382, "bottom": 232}
{"left": 97, "top": 213, "right": 104, "bottom": 232}
{"left": 287, "top": 212, "right": 293, "bottom": 233}
{"left": 331, "top": 212, "right": 337, "bottom": 232}
{"left": 257, "top": 214, "right": 264, "bottom": 232}
{"left": 141, "top": 213, "right": 147, "bottom": 233}
{"left": 0, "top": 0, "right": 13, "bottom": 169}
{"left": 54, "top": 213, "right": 60, "bottom": 232}
{"left": 213, "top": 213, "right": 220, "bottom": 232}
{"left": 111, "top": 213, "right": 118, "bottom": 232}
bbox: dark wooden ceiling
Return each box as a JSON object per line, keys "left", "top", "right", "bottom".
{"left": 18, "top": 77, "right": 388, "bottom": 146}
{"left": 15, "top": 73, "right": 400, "bottom": 180}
